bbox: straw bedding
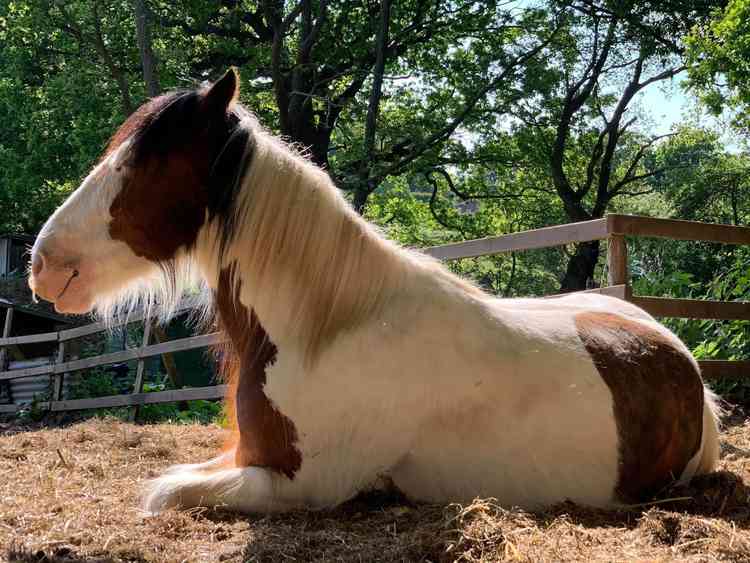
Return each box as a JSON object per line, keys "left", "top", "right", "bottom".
{"left": 2, "top": 412, "right": 750, "bottom": 562}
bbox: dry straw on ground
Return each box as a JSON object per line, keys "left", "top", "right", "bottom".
{"left": 2, "top": 413, "right": 750, "bottom": 562}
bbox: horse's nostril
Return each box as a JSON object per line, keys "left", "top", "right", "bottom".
{"left": 31, "top": 252, "right": 45, "bottom": 276}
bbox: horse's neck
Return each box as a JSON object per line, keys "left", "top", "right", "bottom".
{"left": 197, "top": 134, "right": 408, "bottom": 361}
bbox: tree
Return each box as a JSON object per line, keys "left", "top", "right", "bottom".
{"left": 686, "top": 0, "right": 750, "bottom": 132}
{"left": 454, "top": 0, "right": 723, "bottom": 290}
{"left": 0, "top": 0, "right": 145, "bottom": 233}
{"left": 153, "top": 1, "right": 560, "bottom": 211}
{"left": 133, "top": 0, "right": 161, "bottom": 97}
{"left": 0, "top": 0, "right": 730, "bottom": 300}
{"left": 650, "top": 127, "right": 750, "bottom": 226}
{"left": 626, "top": 127, "right": 749, "bottom": 301}
{"left": 50, "top": 0, "right": 138, "bottom": 114}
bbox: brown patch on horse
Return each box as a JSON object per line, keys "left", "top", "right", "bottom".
{"left": 215, "top": 263, "right": 302, "bottom": 479}
{"left": 110, "top": 148, "right": 210, "bottom": 261}
{"left": 574, "top": 312, "right": 704, "bottom": 502}
{"left": 107, "top": 69, "right": 252, "bottom": 262}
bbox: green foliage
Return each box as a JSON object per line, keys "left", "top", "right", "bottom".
{"left": 67, "top": 368, "right": 122, "bottom": 400}
{"left": 134, "top": 381, "right": 223, "bottom": 424}
{"left": 693, "top": 249, "right": 750, "bottom": 361}
{"left": 15, "top": 394, "right": 48, "bottom": 424}
{"left": 686, "top": 0, "right": 750, "bottom": 129}
{"left": 0, "top": 0, "right": 137, "bottom": 233}
{"left": 137, "top": 398, "right": 224, "bottom": 424}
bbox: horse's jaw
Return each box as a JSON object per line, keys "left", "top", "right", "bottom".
{"left": 52, "top": 291, "right": 95, "bottom": 315}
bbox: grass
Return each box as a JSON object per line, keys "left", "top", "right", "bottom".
{"left": 1, "top": 412, "right": 750, "bottom": 562}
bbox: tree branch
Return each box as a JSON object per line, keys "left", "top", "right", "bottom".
{"left": 551, "top": 15, "right": 618, "bottom": 220}
{"left": 610, "top": 133, "right": 675, "bottom": 195}
{"left": 426, "top": 173, "right": 467, "bottom": 236}
{"left": 354, "top": 0, "right": 391, "bottom": 213}
{"left": 376, "top": 18, "right": 563, "bottom": 182}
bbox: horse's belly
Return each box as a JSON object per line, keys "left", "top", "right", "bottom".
{"left": 389, "top": 351, "right": 621, "bottom": 508}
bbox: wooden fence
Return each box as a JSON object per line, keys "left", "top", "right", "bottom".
{"left": 424, "top": 213, "right": 750, "bottom": 380}
{"left": 0, "top": 302, "right": 228, "bottom": 414}
{"left": 1, "top": 213, "right": 748, "bottom": 414}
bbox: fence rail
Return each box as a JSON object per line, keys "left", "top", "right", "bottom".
{"left": 1, "top": 213, "right": 748, "bottom": 414}
{"left": 0, "top": 299, "right": 226, "bottom": 414}
{"left": 425, "top": 213, "right": 749, "bottom": 380}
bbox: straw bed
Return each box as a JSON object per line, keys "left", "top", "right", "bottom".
{"left": 2, "top": 415, "right": 750, "bottom": 562}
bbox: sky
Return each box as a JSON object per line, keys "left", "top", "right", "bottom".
{"left": 638, "top": 78, "right": 689, "bottom": 136}
{"left": 636, "top": 74, "right": 742, "bottom": 151}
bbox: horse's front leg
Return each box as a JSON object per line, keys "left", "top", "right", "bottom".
{"left": 142, "top": 377, "right": 354, "bottom": 514}
{"left": 142, "top": 463, "right": 307, "bottom": 514}
{"left": 160, "top": 449, "right": 235, "bottom": 476}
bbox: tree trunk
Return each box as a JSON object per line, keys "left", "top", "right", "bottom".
{"left": 91, "top": 0, "right": 134, "bottom": 114}
{"left": 559, "top": 240, "right": 601, "bottom": 292}
{"left": 133, "top": 0, "right": 160, "bottom": 97}
{"left": 289, "top": 121, "right": 331, "bottom": 169}
{"left": 354, "top": 0, "right": 391, "bottom": 215}
{"left": 352, "top": 184, "right": 371, "bottom": 215}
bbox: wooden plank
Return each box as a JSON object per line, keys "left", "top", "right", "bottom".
{"left": 1, "top": 307, "right": 13, "bottom": 340}
{"left": 0, "top": 363, "right": 54, "bottom": 381}
{"left": 152, "top": 325, "right": 181, "bottom": 387}
{"left": 0, "top": 331, "right": 58, "bottom": 347}
{"left": 0, "top": 308, "right": 13, "bottom": 398}
{"left": 130, "top": 319, "right": 153, "bottom": 421}
{"left": 132, "top": 320, "right": 152, "bottom": 395}
{"left": 58, "top": 320, "right": 116, "bottom": 342}
{"left": 0, "top": 332, "right": 226, "bottom": 380}
{"left": 545, "top": 285, "right": 630, "bottom": 300}
{"left": 142, "top": 332, "right": 225, "bottom": 356}
{"left": 49, "top": 384, "right": 228, "bottom": 412}
{"left": 0, "top": 404, "right": 19, "bottom": 413}
{"left": 607, "top": 235, "right": 628, "bottom": 286}
{"left": 52, "top": 341, "right": 66, "bottom": 402}
{"left": 59, "top": 348, "right": 140, "bottom": 373}
{"left": 699, "top": 360, "right": 750, "bottom": 380}
{"left": 57, "top": 297, "right": 205, "bottom": 342}
{"left": 57, "top": 331, "right": 222, "bottom": 373}
{"left": 581, "top": 284, "right": 630, "bottom": 299}
{"left": 629, "top": 296, "right": 750, "bottom": 320}
{"left": 57, "top": 314, "right": 148, "bottom": 342}
{"left": 607, "top": 214, "right": 750, "bottom": 245}
{"left": 423, "top": 218, "right": 608, "bottom": 260}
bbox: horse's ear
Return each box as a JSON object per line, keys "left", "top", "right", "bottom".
{"left": 203, "top": 68, "right": 239, "bottom": 116}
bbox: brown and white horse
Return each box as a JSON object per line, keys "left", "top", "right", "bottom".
{"left": 29, "top": 69, "right": 720, "bottom": 514}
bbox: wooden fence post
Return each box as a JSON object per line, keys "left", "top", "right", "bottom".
{"left": 51, "top": 340, "right": 66, "bottom": 404}
{"left": 0, "top": 307, "right": 13, "bottom": 403}
{"left": 129, "top": 318, "right": 152, "bottom": 422}
{"left": 0, "top": 307, "right": 12, "bottom": 369}
{"left": 607, "top": 235, "right": 628, "bottom": 287}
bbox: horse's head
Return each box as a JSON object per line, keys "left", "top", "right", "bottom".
{"left": 30, "top": 69, "right": 244, "bottom": 315}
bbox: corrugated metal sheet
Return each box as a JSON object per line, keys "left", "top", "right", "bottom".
{"left": 6, "top": 359, "right": 130, "bottom": 406}
{"left": 8, "top": 358, "right": 52, "bottom": 405}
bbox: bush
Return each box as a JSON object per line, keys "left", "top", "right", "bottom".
{"left": 137, "top": 398, "right": 224, "bottom": 424}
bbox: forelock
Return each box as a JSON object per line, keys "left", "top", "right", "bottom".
{"left": 102, "top": 91, "right": 193, "bottom": 162}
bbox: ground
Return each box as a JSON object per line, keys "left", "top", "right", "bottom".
{"left": 1, "top": 412, "right": 750, "bottom": 563}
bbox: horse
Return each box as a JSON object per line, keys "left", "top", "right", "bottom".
{"left": 29, "top": 68, "right": 721, "bottom": 514}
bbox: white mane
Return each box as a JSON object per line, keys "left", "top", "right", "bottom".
{"left": 92, "top": 109, "right": 481, "bottom": 357}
